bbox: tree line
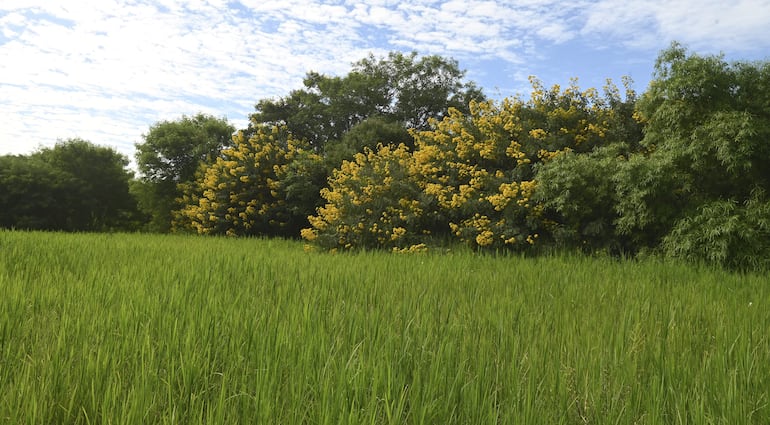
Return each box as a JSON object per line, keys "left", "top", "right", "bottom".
{"left": 2, "top": 45, "right": 768, "bottom": 271}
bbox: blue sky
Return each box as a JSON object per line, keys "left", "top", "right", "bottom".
{"left": 2, "top": 0, "right": 769, "bottom": 168}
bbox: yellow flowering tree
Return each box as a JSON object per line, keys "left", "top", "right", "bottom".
{"left": 410, "top": 99, "right": 542, "bottom": 250}
{"left": 175, "top": 126, "right": 321, "bottom": 237}
{"left": 304, "top": 98, "right": 544, "bottom": 251}
{"left": 302, "top": 144, "right": 427, "bottom": 251}
{"left": 530, "top": 78, "right": 642, "bottom": 253}
{"left": 518, "top": 76, "right": 632, "bottom": 161}
{"left": 303, "top": 77, "right": 631, "bottom": 252}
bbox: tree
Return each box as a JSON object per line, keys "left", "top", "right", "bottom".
{"left": 303, "top": 77, "right": 639, "bottom": 252}
{"left": 616, "top": 43, "right": 770, "bottom": 269}
{"left": 1, "top": 139, "right": 139, "bottom": 231}
{"left": 662, "top": 190, "right": 770, "bottom": 271}
{"left": 302, "top": 143, "right": 427, "bottom": 251}
{"left": 250, "top": 51, "right": 485, "bottom": 152}
{"left": 175, "top": 126, "right": 322, "bottom": 237}
{"left": 534, "top": 144, "right": 630, "bottom": 253}
{"left": 134, "top": 113, "right": 235, "bottom": 232}
{"left": 406, "top": 99, "right": 544, "bottom": 251}
{"left": 353, "top": 52, "right": 485, "bottom": 131}
{"left": 0, "top": 155, "right": 81, "bottom": 230}
{"left": 36, "top": 138, "right": 140, "bottom": 231}
{"left": 323, "top": 115, "right": 414, "bottom": 166}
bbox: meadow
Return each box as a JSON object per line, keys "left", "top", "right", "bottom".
{"left": 0, "top": 231, "right": 768, "bottom": 424}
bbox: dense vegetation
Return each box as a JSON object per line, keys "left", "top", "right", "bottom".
{"left": 133, "top": 113, "right": 236, "bottom": 233}
{"left": 1, "top": 231, "right": 769, "bottom": 424}
{"left": 0, "top": 139, "right": 141, "bottom": 231}
{"left": 2, "top": 44, "right": 769, "bottom": 270}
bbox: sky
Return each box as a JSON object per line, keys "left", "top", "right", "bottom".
{"left": 2, "top": 0, "right": 769, "bottom": 169}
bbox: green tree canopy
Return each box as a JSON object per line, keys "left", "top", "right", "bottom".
{"left": 250, "top": 51, "right": 485, "bottom": 151}
{"left": 0, "top": 154, "right": 81, "bottom": 230}
{"left": 615, "top": 43, "right": 770, "bottom": 269}
{"left": 134, "top": 113, "right": 235, "bottom": 232}
{"left": 1, "top": 139, "right": 139, "bottom": 231}
{"left": 34, "top": 138, "right": 139, "bottom": 230}
{"left": 324, "top": 115, "right": 414, "bottom": 166}
{"left": 353, "top": 52, "right": 485, "bottom": 131}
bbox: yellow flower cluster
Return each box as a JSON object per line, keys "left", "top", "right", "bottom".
{"left": 392, "top": 243, "right": 428, "bottom": 254}
{"left": 175, "top": 126, "right": 313, "bottom": 237}
{"left": 523, "top": 76, "right": 616, "bottom": 159}
{"left": 302, "top": 77, "right": 623, "bottom": 252}
{"left": 303, "top": 143, "right": 425, "bottom": 251}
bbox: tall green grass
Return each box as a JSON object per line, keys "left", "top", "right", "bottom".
{"left": 1, "top": 230, "right": 768, "bottom": 423}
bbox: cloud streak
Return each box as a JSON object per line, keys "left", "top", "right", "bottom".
{"left": 1, "top": 0, "right": 768, "bottom": 166}
{"left": 582, "top": 0, "right": 770, "bottom": 52}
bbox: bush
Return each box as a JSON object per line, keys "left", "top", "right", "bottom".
{"left": 534, "top": 144, "right": 627, "bottom": 253}
{"left": 175, "top": 126, "right": 321, "bottom": 237}
{"left": 663, "top": 189, "right": 770, "bottom": 271}
{"left": 302, "top": 144, "right": 427, "bottom": 251}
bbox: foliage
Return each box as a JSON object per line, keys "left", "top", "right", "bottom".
{"left": 281, "top": 148, "right": 328, "bottom": 224}
{"left": 250, "top": 51, "right": 485, "bottom": 151}
{"left": 302, "top": 144, "right": 428, "bottom": 251}
{"left": 409, "top": 99, "right": 542, "bottom": 250}
{"left": 0, "top": 155, "right": 82, "bottom": 230}
{"left": 663, "top": 189, "right": 770, "bottom": 271}
{"left": 617, "top": 43, "right": 770, "bottom": 264}
{"left": 175, "top": 126, "right": 321, "bottom": 237}
{"left": 34, "top": 138, "right": 139, "bottom": 231}
{"left": 10, "top": 45, "right": 769, "bottom": 270}
{"left": 240, "top": 52, "right": 486, "bottom": 241}
{"left": 353, "top": 51, "right": 485, "bottom": 131}
{"left": 251, "top": 70, "right": 384, "bottom": 150}
{"left": 612, "top": 148, "right": 690, "bottom": 248}
{"left": 531, "top": 80, "right": 644, "bottom": 253}
{"left": 323, "top": 115, "right": 414, "bottom": 166}
{"left": 0, "top": 139, "right": 138, "bottom": 231}
{"left": 134, "top": 113, "right": 235, "bottom": 232}
{"left": 519, "top": 77, "right": 637, "bottom": 158}
{"left": 304, "top": 77, "right": 636, "bottom": 252}
{"left": 534, "top": 144, "right": 628, "bottom": 253}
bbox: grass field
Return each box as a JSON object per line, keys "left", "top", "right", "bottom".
{"left": 0, "top": 230, "right": 769, "bottom": 424}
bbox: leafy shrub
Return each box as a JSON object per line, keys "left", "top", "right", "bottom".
{"left": 534, "top": 145, "right": 627, "bottom": 253}
{"left": 616, "top": 44, "right": 770, "bottom": 268}
{"left": 663, "top": 189, "right": 770, "bottom": 271}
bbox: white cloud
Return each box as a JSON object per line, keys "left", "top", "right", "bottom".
{"left": 1, "top": 0, "right": 768, "bottom": 166}
{"left": 582, "top": 0, "right": 770, "bottom": 53}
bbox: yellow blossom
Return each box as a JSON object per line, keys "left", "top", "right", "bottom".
{"left": 476, "top": 230, "right": 494, "bottom": 246}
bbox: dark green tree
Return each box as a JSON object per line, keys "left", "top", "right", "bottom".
{"left": 134, "top": 113, "right": 235, "bottom": 232}
{"left": 535, "top": 145, "right": 630, "bottom": 254}
{"left": 0, "top": 155, "right": 81, "bottom": 230}
{"left": 250, "top": 51, "right": 484, "bottom": 151}
{"left": 616, "top": 43, "right": 770, "bottom": 269}
{"left": 1, "top": 139, "right": 139, "bottom": 231}
{"left": 354, "top": 52, "right": 485, "bottom": 131}
{"left": 34, "top": 138, "right": 140, "bottom": 231}
{"left": 324, "top": 115, "right": 414, "bottom": 167}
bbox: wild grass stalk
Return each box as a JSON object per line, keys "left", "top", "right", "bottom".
{"left": 0, "top": 230, "right": 768, "bottom": 423}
